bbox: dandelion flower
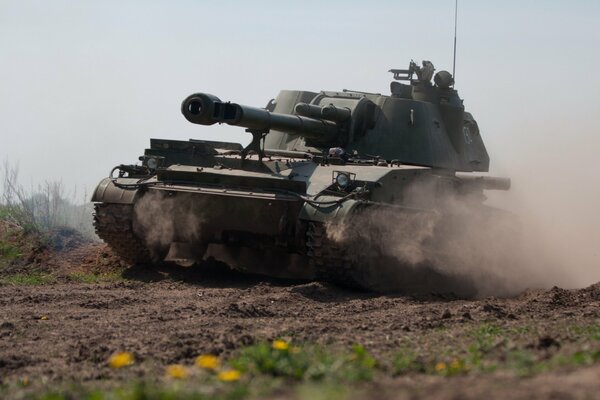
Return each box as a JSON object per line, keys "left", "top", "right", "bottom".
{"left": 195, "top": 354, "right": 219, "bottom": 370}
{"left": 165, "top": 364, "right": 189, "bottom": 379}
{"left": 272, "top": 339, "right": 289, "bottom": 351}
{"left": 434, "top": 362, "right": 447, "bottom": 372}
{"left": 108, "top": 352, "right": 134, "bottom": 369}
{"left": 218, "top": 369, "right": 241, "bottom": 382}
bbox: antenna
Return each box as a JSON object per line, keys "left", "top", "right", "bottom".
{"left": 452, "top": 0, "right": 458, "bottom": 86}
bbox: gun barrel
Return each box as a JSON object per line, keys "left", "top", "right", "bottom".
{"left": 182, "top": 93, "right": 339, "bottom": 141}
{"left": 295, "top": 103, "right": 351, "bottom": 123}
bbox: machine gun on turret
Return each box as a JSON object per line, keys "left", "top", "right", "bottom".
{"left": 389, "top": 60, "right": 435, "bottom": 84}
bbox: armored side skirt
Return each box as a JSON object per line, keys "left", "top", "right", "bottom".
{"left": 93, "top": 178, "right": 314, "bottom": 278}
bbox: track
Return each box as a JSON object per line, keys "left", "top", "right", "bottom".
{"left": 93, "top": 203, "right": 152, "bottom": 264}
{"left": 306, "top": 222, "right": 363, "bottom": 289}
{"left": 94, "top": 205, "right": 364, "bottom": 288}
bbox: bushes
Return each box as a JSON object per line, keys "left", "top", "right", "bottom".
{"left": 0, "top": 160, "right": 96, "bottom": 240}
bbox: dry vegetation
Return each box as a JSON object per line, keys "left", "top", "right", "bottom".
{"left": 1, "top": 160, "right": 96, "bottom": 240}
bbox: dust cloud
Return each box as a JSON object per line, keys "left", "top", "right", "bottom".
{"left": 485, "top": 117, "right": 600, "bottom": 292}
{"left": 132, "top": 191, "right": 206, "bottom": 261}
{"left": 324, "top": 175, "right": 580, "bottom": 298}
{"left": 322, "top": 106, "right": 600, "bottom": 298}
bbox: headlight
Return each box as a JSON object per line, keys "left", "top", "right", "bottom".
{"left": 146, "top": 157, "right": 158, "bottom": 170}
{"left": 335, "top": 172, "right": 350, "bottom": 188}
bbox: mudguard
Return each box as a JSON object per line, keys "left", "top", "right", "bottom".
{"left": 299, "top": 197, "right": 360, "bottom": 223}
{"left": 91, "top": 178, "right": 140, "bottom": 204}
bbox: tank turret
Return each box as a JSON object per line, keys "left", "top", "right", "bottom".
{"left": 181, "top": 61, "right": 489, "bottom": 172}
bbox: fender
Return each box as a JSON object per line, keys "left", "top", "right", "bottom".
{"left": 299, "top": 197, "right": 360, "bottom": 224}
{"left": 91, "top": 178, "right": 140, "bottom": 204}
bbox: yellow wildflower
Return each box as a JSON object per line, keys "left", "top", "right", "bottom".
{"left": 434, "top": 362, "right": 447, "bottom": 372}
{"left": 108, "top": 352, "right": 135, "bottom": 369}
{"left": 165, "top": 364, "right": 189, "bottom": 379}
{"left": 218, "top": 369, "right": 241, "bottom": 382}
{"left": 272, "top": 339, "right": 289, "bottom": 351}
{"left": 450, "top": 359, "right": 461, "bottom": 370}
{"left": 195, "top": 354, "right": 220, "bottom": 370}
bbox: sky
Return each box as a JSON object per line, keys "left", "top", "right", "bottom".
{"left": 1, "top": 0, "right": 599, "bottom": 284}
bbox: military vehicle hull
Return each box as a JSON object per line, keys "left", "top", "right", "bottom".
{"left": 93, "top": 149, "right": 508, "bottom": 294}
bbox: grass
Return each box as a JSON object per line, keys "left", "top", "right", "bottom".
{"left": 229, "top": 342, "right": 376, "bottom": 383}
{"left": 7, "top": 340, "right": 376, "bottom": 400}
{"left": 0, "top": 219, "right": 25, "bottom": 267}
{"left": 0, "top": 271, "right": 123, "bottom": 285}
{"left": 0, "top": 271, "right": 56, "bottom": 285}
{"left": 0, "top": 241, "right": 22, "bottom": 261}
{"left": 390, "top": 322, "right": 600, "bottom": 378}
{"left": 556, "top": 349, "right": 600, "bottom": 366}
{"left": 33, "top": 382, "right": 249, "bottom": 400}
{"left": 2, "top": 331, "right": 600, "bottom": 400}
{"left": 1, "top": 211, "right": 119, "bottom": 286}
{"left": 66, "top": 271, "right": 123, "bottom": 284}
{"left": 567, "top": 325, "right": 600, "bottom": 341}
{"left": 392, "top": 349, "right": 427, "bottom": 375}
{"left": 12, "top": 381, "right": 353, "bottom": 400}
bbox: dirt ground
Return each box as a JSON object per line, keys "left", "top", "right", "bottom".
{"left": 1, "top": 240, "right": 599, "bottom": 399}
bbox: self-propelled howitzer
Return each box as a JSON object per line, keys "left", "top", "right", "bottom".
{"left": 92, "top": 60, "right": 511, "bottom": 295}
